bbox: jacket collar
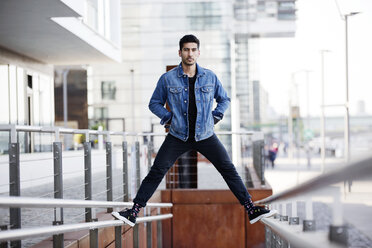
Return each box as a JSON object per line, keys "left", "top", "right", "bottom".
{"left": 177, "top": 62, "right": 205, "bottom": 78}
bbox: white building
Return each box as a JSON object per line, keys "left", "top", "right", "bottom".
{"left": 0, "top": 0, "right": 121, "bottom": 153}
{"left": 89, "top": 0, "right": 296, "bottom": 135}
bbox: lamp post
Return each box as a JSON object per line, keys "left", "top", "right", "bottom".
{"left": 343, "top": 12, "right": 360, "bottom": 163}
{"left": 320, "top": 50, "right": 330, "bottom": 173}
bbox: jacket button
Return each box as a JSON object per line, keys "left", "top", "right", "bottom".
{"left": 184, "top": 113, "right": 186, "bottom": 116}
{"left": 184, "top": 100, "right": 187, "bottom": 103}
{"left": 185, "top": 88, "right": 187, "bottom": 91}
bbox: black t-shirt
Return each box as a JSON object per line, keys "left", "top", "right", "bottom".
{"left": 187, "top": 73, "right": 197, "bottom": 142}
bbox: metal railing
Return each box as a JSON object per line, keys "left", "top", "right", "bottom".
{"left": 255, "top": 155, "right": 372, "bottom": 248}
{"left": 0, "top": 124, "right": 265, "bottom": 247}
{"left": 0, "top": 196, "right": 172, "bottom": 243}
{"left": 0, "top": 124, "right": 174, "bottom": 247}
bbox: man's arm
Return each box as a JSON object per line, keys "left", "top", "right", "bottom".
{"left": 212, "top": 74, "right": 230, "bottom": 123}
{"left": 148, "top": 75, "right": 172, "bottom": 125}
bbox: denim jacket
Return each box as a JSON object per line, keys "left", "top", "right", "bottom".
{"left": 149, "top": 63, "right": 230, "bottom": 142}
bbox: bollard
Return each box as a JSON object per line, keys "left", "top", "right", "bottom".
{"left": 9, "top": 138, "right": 21, "bottom": 248}
{"left": 53, "top": 141, "right": 64, "bottom": 248}
{"left": 303, "top": 198, "right": 316, "bottom": 231}
{"left": 106, "top": 141, "right": 113, "bottom": 213}
{"left": 84, "top": 138, "right": 92, "bottom": 222}
{"left": 123, "top": 141, "right": 129, "bottom": 202}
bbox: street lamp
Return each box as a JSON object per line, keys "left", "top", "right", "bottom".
{"left": 343, "top": 12, "right": 360, "bottom": 163}
{"left": 320, "top": 49, "right": 330, "bottom": 173}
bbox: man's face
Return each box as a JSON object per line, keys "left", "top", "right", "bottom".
{"left": 179, "top": 42, "right": 200, "bottom": 66}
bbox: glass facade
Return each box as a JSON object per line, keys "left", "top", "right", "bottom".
{"left": 0, "top": 64, "right": 54, "bottom": 154}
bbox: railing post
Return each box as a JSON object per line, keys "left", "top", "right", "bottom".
{"left": 106, "top": 133, "right": 113, "bottom": 213}
{"left": 123, "top": 140, "right": 129, "bottom": 202}
{"left": 84, "top": 131, "right": 92, "bottom": 222}
{"left": 135, "top": 141, "right": 141, "bottom": 191}
{"left": 303, "top": 198, "right": 315, "bottom": 231}
{"left": 0, "top": 225, "right": 8, "bottom": 248}
{"left": 147, "top": 136, "right": 152, "bottom": 172}
{"left": 53, "top": 129, "right": 64, "bottom": 247}
{"left": 9, "top": 125, "right": 21, "bottom": 248}
{"left": 280, "top": 202, "right": 288, "bottom": 221}
{"left": 146, "top": 207, "right": 152, "bottom": 248}
{"left": 89, "top": 208, "right": 98, "bottom": 248}
{"left": 133, "top": 225, "right": 139, "bottom": 248}
{"left": 115, "top": 226, "right": 122, "bottom": 248}
{"left": 289, "top": 201, "right": 299, "bottom": 225}
{"left": 273, "top": 203, "right": 280, "bottom": 219}
{"left": 157, "top": 208, "right": 163, "bottom": 248}
{"left": 329, "top": 187, "right": 348, "bottom": 245}
{"left": 133, "top": 140, "right": 140, "bottom": 247}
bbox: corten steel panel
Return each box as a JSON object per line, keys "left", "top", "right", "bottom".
{"left": 98, "top": 226, "right": 115, "bottom": 247}
{"left": 172, "top": 189, "right": 239, "bottom": 204}
{"left": 122, "top": 227, "right": 134, "bottom": 248}
{"left": 173, "top": 204, "right": 245, "bottom": 248}
{"left": 162, "top": 188, "right": 273, "bottom": 248}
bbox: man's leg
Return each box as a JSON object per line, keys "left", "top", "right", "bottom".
{"left": 113, "top": 134, "right": 190, "bottom": 226}
{"left": 194, "top": 134, "right": 277, "bottom": 224}
{"left": 133, "top": 134, "right": 191, "bottom": 206}
{"left": 194, "top": 134, "right": 251, "bottom": 204}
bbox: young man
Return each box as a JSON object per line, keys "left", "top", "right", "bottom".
{"left": 112, "top": 34, "right": 276, "bottom": 226}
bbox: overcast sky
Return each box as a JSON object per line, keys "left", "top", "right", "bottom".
{"left": 259, "top": 0, "right": 371, "bottom": 117}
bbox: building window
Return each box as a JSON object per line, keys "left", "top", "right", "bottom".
{"left": 101, "top": 81, "right": 116, "bottom": 100}
{"left": 94, "top": 107, "right": 108, "bottom": 120}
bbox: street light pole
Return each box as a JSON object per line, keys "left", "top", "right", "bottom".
{"left": 320, "top": 50, "right": 330, "bottom": 173}
{"left": 343, "top": 12, "right": 360, "bottom": 163}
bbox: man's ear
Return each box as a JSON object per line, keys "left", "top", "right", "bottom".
{"left": 178, "top": 50, "right": 181, "bottom": 57}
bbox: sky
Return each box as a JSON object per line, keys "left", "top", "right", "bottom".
{"left": 258, "top": 0, "right": 372, "bottom": 117}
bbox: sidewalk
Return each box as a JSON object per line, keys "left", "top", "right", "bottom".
{"left": 264, "top": 156, "right": 372, "bottom": 247}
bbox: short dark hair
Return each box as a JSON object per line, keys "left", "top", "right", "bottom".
{"left": 179, "top": 34, "right": 200, "bottom": 50}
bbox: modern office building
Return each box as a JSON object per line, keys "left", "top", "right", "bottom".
{"left": 89, "top": 0, "right": 295, "bottom": 135}
{"left": 0, "top": 0, "right": 121, "bottom": 153}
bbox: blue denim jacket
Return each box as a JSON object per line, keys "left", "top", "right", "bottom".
{"left": 149, "top": 63, "right": 230, "bottom": 142}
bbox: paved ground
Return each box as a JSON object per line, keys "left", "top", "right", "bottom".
{"left": 265, "top": 155, "right": 372, "bottom": 248}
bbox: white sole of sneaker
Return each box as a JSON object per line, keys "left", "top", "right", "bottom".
{"left": 111, "top": 212, "right": 136, "bottom": 227}
{"left": 249, "top": 209, "right": 278, "bottom": 224}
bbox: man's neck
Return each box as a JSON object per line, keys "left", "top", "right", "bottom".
{"left": 182, "top": 63, "right": 196, "bottom": 77}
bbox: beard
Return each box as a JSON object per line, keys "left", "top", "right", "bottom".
{"left": 183, "top": 57, "right": 195, "bottom": 66}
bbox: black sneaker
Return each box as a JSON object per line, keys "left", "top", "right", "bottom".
{"left": 248, "top": 206, "right": 277, "bottom": 224}
{"left": 112, "top": 209, "right": 136, "bottom": 227}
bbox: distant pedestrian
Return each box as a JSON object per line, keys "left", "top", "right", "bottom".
{"left": 268, "top": 143, "right": 278, "bottom": 168}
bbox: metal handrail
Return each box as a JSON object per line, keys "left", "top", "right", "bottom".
{"left": 261, "top": 218, "right": 344, "bottom": 248}
{"left": 0, "top": 124, "right": 256, "bottom": 136}
{"left": 0, "top": 214, "right": 173, "bottom": 242}
{"left": 0, "top": 196, "right": 173, "bottom": 208}
{"left": 255, "top": 155, "right": 372, "bottom": 204}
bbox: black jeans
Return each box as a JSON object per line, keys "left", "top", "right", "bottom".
{"left": 133, "top": 134, "right": 252, "bottom": 206}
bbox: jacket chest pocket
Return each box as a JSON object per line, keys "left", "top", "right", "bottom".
{"left": 169, "top": 87, "right": 183, "bottom": 102}
{"left": 200, "top": 86, "right": 214, "bottom": 102}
